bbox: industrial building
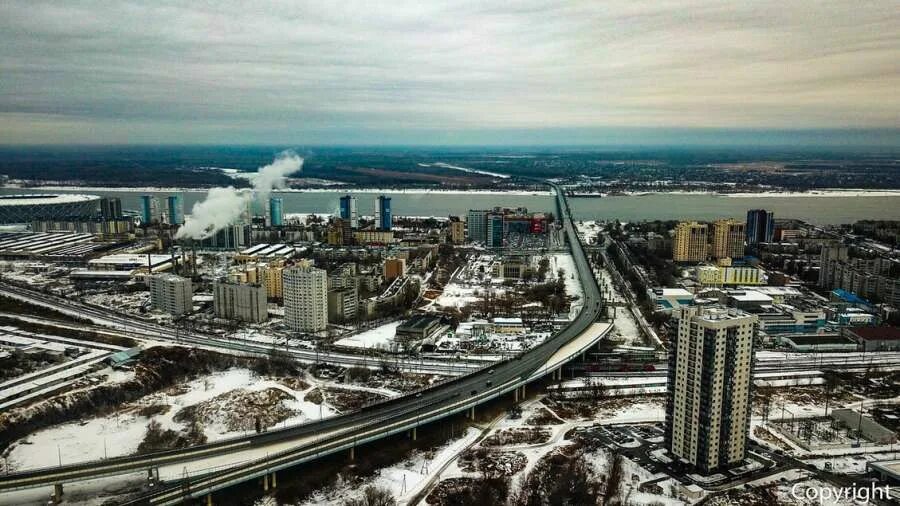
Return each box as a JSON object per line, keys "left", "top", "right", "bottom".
{"left": 665, "top": 305, "right": 757, "bottom": 474}
{"left": 235, "top": 243, "right": 295, "bottom": 262}
{"left": 844, "top": 326, "right": 900, "bottom": 352}
{"left": 194, "top": 224, "right": 252, "bottom": 250}
{"left": 87, "top": 253, "right": 177, "bottom": 273}
{"left": 395, "top": 314, "right": 445, "bottom": 342}
{"left": 0, "top": 232, "right": 109, "bottom": 260}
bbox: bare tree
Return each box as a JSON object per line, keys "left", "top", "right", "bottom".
{"left": 344, "top": 486, "right": 396, "bottom": 506}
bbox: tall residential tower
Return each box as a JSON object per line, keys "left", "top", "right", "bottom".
{"left": 375, "top": 195, "right": 392, "bottom": 231}
{"left": 664, "top": 305, "right": 757, "bottom": 474}
{"left": 672, "top": 221, "right": 708, "bottom": 263}
{"left": 339, "top": 195, "right": 358, "bottom": 228}
{"left": 710, "top": 219, "right": 745, "bottom": 261}
{"left": 284, "top": 263, "right": 328, "bottom": 332}
{"left": 746, "top": 209, "right": 774, "bottom": 245}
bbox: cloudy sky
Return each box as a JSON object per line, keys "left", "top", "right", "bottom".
{"left": 1, "top": 1, "right": 898, "bottom": 145}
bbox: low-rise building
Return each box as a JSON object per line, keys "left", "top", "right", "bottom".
{"left": 696, "top": 265, "right": 763, "bottom": 287}
{"left": 354, "top": 229, "right": 395, "bottom": 245}
{"left": 395, "top": 314, "right": 445, "bottom": 342}
{"left": 844, "top": 326, "right": 900, "bottom": 352}
{"left": 647, "top": 288, "right": 694, "bottom": 313}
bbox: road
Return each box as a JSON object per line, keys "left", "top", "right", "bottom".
{"left": 0, "top": 282, "right": 482, "bottom": 376}
{"left": 0, "top": 181, "right": 608, "bottom": 504}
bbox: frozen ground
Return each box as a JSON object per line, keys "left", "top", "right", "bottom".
{"left": 5, "top": 368, "right": 336, "bottom": 472}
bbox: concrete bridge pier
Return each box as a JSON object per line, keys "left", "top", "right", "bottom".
{"left": 146, "top": 467, "right": 159, "bottom": 485}
{"left": 52, "top": 483, "right": 63, "bottom": 504}
{"left": 349, "top": 446, "right": 355, "bottom": 460}
{"left": 271, "top": 471, "right": 277, "bottom": 489}
{"left": 206, "top": 493, "right": 213, "bottom": 506}
{"left": 468, "top": 406, "right": 475, "bottom": 420}
{"left": 263, "top": 473, "right": 269, "bottom": 491}
{"left": 411, "top": 427, "right": 417, "bottom": 441}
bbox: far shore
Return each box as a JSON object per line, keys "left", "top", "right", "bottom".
{"left": 3, "top": 185, "right": 900, "bottom": 198}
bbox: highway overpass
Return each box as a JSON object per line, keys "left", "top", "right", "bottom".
{"left": 0, "top": 182, "right": 611, "bottom": 504}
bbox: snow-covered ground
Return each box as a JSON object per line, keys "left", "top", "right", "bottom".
{"left": 297, "top": 427, "right": 482, "bottom": 505}
{"left": 549, "top": 253, "right": 583, "bottom": 320}
{"left": 5, "top": 368, "right": 336, "bottom": 472}
{"left": 333, "top": 321, "right": 401, "bottom": 350}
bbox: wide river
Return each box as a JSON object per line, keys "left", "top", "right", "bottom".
{"left": 3, "top": 188, "right": 899, "bottom": 225}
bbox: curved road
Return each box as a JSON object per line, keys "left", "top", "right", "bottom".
{"left": 0, "top": 182, "right": 606, "bottom": 504}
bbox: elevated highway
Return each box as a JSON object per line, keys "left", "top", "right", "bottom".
{"left": 0, "top": 283, "right": 482, "bottom": 376}
{"left": 0, "top": 181, "right": 610, "bottom": 503}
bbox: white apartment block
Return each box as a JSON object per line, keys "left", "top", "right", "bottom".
{"left": 213, "top": 281, "right": 268, "bottom": 323}
{"left": 148, "top": 274, "right": 192, "bottom": 316}
{"left": 284, "top": 264, "right": 328, "bottom": 333}
{"left": 665, "top": 305, "right": 757, "bottom": 474}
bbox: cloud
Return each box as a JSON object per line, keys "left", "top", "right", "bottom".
{"left": 0, "top": 1, "right": 898, "bottom": 144}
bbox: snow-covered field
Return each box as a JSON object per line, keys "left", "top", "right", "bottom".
{"left": 6, "top": 368, "right": 336, "bottom": 472}
{"left": 333, "top": 321, "right": 402, "bottom": 350}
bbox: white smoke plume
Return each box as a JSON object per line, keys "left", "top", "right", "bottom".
{"left": 176, "top": 150, "right": 303, "bottom": 240}
{"left": 253, "top": 150, "right": 304, "bottom": 203}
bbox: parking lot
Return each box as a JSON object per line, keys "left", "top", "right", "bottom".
{"left": 571, "top": 422, "right": 785, "bottom": 490}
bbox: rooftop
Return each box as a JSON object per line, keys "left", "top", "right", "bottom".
{"left": 398, "top": 314, "right": 442, "bottom": 331}
{"left": 846, "top": 326, "right": 900, "bottom": 341}
{"left": 727, "top": 290, "right": 774, "bottom": 303}
{"left": 0, "top": 194, "right": 100, "bottom": 206}
{"left": 89, "top": 254, "right": 173, "bottom": 266}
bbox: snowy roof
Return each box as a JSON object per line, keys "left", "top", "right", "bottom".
{"left": 654, "top": 288, "right": 692, "bottom": 297}
{"left": 0, "top": 194, "right": 100, "bottom": 206}
{"left": 493, "top": 317, "right": 523, "bottom": 325}
{"left": 89, "top": 254, "right": 172, "bottom": 266}
{"left": 727, "top": 290, "right": 773, "bottom": 303}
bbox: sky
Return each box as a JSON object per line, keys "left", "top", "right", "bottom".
{"left": 0, "top": 1, "right": 898, "bottom": 146}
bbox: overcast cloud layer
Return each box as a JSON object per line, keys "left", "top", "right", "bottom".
{"left": 0, "top": 1, "right": 898, "bottom": 145}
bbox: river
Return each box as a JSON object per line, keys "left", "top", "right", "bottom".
{"left": 2, "top": 188, "right": 898, "bottom": 225}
